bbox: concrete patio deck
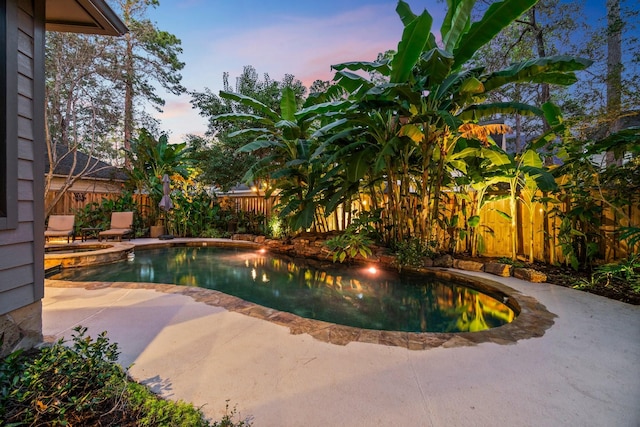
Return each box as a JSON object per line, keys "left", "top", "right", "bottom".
{"left": 42, "top": 241, "right": 640, "bottom": 426}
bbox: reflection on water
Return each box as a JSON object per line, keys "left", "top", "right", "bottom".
{"left": 51, "top": 247, "right": 515, "bottom": 333}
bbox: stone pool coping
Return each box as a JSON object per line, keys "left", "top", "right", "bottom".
{"left": 45, "top": 238, "right": 556, "bottom": 350}
{"left": 44, "top": 242, "right": 135, "bottom": 269}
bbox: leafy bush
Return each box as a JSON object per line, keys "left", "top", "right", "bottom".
{"left": 74, "top": 191, "right": 144, "bottom": 236}
{"left": 201, "top": 227, "right": 231, "bottom": 239}
{"left": 325, "top": 230, "right": 373, "bottom": 263}
{"left": 0, "top": 326, "right": 250, "bottom": 426}
{"left": 393, "top": 238, "right": 436, "bottom": 271}
{"left": 594, "top": 253, "right": 640, "bottom": 293}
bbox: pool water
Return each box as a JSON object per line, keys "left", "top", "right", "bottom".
{"left": 50, "top": 246, "right": 515, "bottom": 333}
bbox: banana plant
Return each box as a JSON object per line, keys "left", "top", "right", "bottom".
{"left": 322, "top": 0, "right": 591, "bottom": 249}
{"left": 124, "top": 128, "right": 190, "bottom": 226}
{"left": 213, "top": 87, "right": 349, "bottom": 231}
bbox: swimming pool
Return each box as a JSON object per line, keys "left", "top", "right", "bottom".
{"left": 50, "top": 246, "right": 515, "bottom": 333}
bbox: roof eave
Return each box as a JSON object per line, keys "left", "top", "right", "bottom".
{"left": 46, "top": 0, "right": 128, "bottom": 36}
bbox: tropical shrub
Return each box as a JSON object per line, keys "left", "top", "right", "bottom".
{"left": 594, "top": 253, "right": 640, "bottom": 293}
{"left": 0, "top": 327, "right": 250, "bottom": 426}
{"left": 325, "top": 228, "right": 373, "bottom": 263}
{"left": 123, "top": 128, "right": 191, "bottom": 228}
{"left": 74, "top": 191, "right": 144, "bottom": 236}
{"left": 394, "top": 237, "right": 437, "bottom": 271}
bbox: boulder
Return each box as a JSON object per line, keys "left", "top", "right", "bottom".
{"left": 453, "top": 259, "right": 485, "bottom": 272}
{"left": 484, "top": 262, "right": 513, "bottom": 277}
{"left": 513, "top": 267, "right": 547, "bottom": 283}
{"left": 231, "top": 233, "right": 255, "bottom": 241}
{"left": 433, "top": 254, "right": 454, "bottom": 268}
{"left": 422, "top": 257, "right": 434, "bottom": 267}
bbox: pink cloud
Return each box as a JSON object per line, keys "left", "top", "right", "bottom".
{"left": 157, "top": 99, "right": 193, "bottom": 119}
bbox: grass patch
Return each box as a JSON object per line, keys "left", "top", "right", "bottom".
{"left": 0, "top": 326, "right": 251, "bottom": 426}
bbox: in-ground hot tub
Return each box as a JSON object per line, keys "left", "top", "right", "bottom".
{"left": 44, "top": 242, "right": 135, "bottom": 270}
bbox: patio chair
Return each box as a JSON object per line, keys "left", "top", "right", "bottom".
{"left": 98, "top": 211, "right": 134, "bottom": 242}
{"left": 45, "top": 215, "right": 75, "bottom": 243}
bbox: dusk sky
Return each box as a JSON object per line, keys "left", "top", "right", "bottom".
{"left": 143, "top": 0, "right": 612, "bottom": 143}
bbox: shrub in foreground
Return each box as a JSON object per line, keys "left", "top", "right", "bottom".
{"left": 0, "top": 326, "right": 250, "bottom": 426}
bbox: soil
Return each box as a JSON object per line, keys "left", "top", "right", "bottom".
{"left": 461, "top": 255, "right": 640, "bottom": 305}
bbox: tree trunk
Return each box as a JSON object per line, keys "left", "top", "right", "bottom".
{"left": 529, "top": 8, "right": 554, "bottom": 165}
{"left": 605, "top": 0, "right": 622, "bottom": 166}
{"left": 123, "top": 30, "right": 134, "bottom": 169}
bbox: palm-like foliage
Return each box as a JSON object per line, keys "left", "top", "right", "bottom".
{"left": 124, "top": 128, "right": 190, "bottom": 224}
{"left": 320, "top": 0, "right": 590, "bottom": 245}
{"left": 213, "top": 88, "right": 349, "bottom": 230}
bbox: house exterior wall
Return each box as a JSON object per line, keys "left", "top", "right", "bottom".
{"left": 0, "top": 0, "right": 45, "bottom": 357}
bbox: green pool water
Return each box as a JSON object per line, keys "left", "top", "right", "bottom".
{"left": 50, "top": 246, "right": 515, "bottom": 333}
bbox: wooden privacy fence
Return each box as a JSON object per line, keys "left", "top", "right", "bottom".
{"left": 222, "top": 191, "right": 638, "bottom": 264}
{"left": 47, "top": 189, "right": 638, "bottom": 263}
{"left": 218, "top": 191, "right": 639, "bottom": 263}
{"left": 46, "top": 191, "right": 152, "bottom": 219}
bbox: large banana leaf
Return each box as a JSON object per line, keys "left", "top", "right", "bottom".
{"left": 218, "top": 91, "right": 280, "bottom": 121}
{"left": 457, "top": 102, "right": 543, "bottom": 121}
{"left": 211, "top": 112, "right": 273, "bottom": 126}
{"left": 241, "top": 153, "right": 281, "bottom": 182}
{"left": 459, "top": 76, "right": 485, "bottom": 94}
{"left": 333, "top": 70, "right": 373, "bottom": 94}
{"left": 519, "top": 149, "right": 543, "bottom": 168}
{"left": 280, "top": 87, "right": 297, "bottom": 122}
{"left": 528, "top": 102, "right": 565, "bottom": 150}
{"left": 227, "top": 127, "right": 272, "bottom": 139}
{"left": 482, "top": 56, "right": 592, "bottom": 91}
{"left": 525, "top": 72, "right": 579, "bottom": 86}
{"left": 417, "top": 48, "right": 454, "bottom": 86}
{"left": 436, "top": 109, "right": 460, "bottom": 130}
{"left": 396, "top": 0, "right": 417, "bottom": 26}
{"left": 331, "top": 61, "right": 391, "bottom": 77}
{"left": 236, "top": 139, "right": 283, "bottom": 153}
{"left": 312, "top": 118, "right": 349, "bottom": 139}
{"left": 481, "top": 146, "right": 512, "bottom": 167}
{"left": 520, "top": 166, "right": 558, "bottom": 191}
{"left": 296, "top": 100, "right": 354, "bottom": 121}
{"left": 541, "top": 101, "right": 563, "bottom": 127}
{"left": 347, "top": 148, "right": 376, "bottom": 182}
{"left": 452, "top": 0, "right": 538, "bottom": 70}
{"left": 328, "top": 141, "right": 365, "bottom": 167}
{"left": 434, "top": 66, "right": 485, "bottom": 100}
{"left": 275, "top": 120, "right": 301, "bottom": 140}
{"left": 291, "top": 202, "right": 317, "bottom": 230}
{"left": 390, "top": 8, "right": 434, "bottom": 83}
{"left": 442, "top": 0, "right": 475, "bottom": 53}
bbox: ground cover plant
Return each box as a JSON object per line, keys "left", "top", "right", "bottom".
{"left": 0, "top": 327, "right": 251, "bottom": 427}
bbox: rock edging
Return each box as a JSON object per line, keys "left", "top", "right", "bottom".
{"left": 235, "top": 234, "right": 548, "bottom": 284}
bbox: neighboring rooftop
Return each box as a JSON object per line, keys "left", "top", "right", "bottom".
{"left": 46, "top": 144, "right": 128, "bottom": 182}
